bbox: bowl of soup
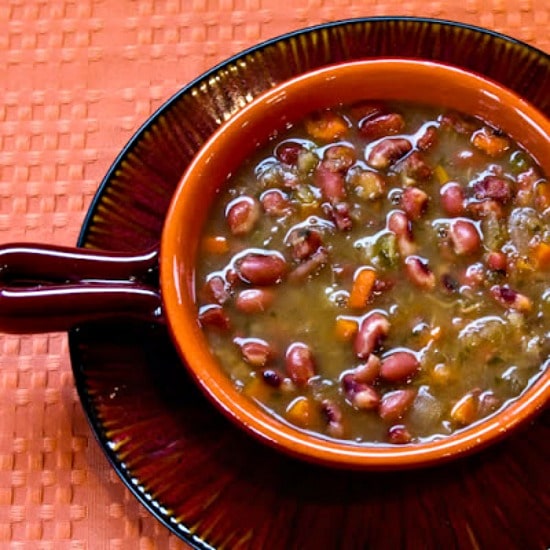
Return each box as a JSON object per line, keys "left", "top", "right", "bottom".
{"left": 1, "top": 58, "right": 549, "bottom": 469}
{"left": 161, "top": 58, "right": 550, "bottom": 469}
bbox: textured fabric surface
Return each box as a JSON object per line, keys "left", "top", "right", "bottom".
{"left": 0, "top": 1, "right": 548, "bottom": 548}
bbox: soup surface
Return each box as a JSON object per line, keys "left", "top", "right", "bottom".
{"left": 195, "top": 101, "right": 550, "bottom": 445}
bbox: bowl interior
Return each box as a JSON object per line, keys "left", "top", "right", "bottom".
{"left": 160, "top": 58, "right": 550, "bottom": 469}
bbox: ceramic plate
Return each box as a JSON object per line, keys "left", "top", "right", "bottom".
{"left": 69, "top": 17, "right": 550, "bottom": 549}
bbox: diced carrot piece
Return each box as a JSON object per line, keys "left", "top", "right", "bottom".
{"left": 450, "top": 393, "right": 477, "bottom": 426}
{"left": 305, "top": 112, "right": 348, "bottom": 142}
{"left": 202, "top": 235, "right": 229, "bottom": 254}
{"left": 286, "top": 396, "right": 311, "bottom": 428}
{"left": 515, "top": 256, "right": 535, "bottom": 272}
{"left": 348, "top": 267, "right": 377, "bottom": 309}
{"left": 243, "top": 376, "right": 269, "bottom": 400}
{"left": 434, "top": 164, "right": 449, "bottom": 185}
{"left": 535, "top": 181, "right": 550, "bottom": 210}
{"left": 335, "top": 316, "right": 358, "bottom": 341}
{"left": 531, "top": 242, "right": 550, "bottom": 270}
{"left": 471, "top": 128, "right": 510, "bottom": 157}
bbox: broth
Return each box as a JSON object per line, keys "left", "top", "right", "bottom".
{"left": 194, "top": 101, "right": 550, "bottom": 445}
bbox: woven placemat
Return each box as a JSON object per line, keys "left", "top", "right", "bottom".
{"left": 1, "top": 1, "right": 548, "bottom": 548}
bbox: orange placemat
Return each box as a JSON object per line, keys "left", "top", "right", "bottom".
{"left": 0, "top": 1, "right": 548, "bottom": 548}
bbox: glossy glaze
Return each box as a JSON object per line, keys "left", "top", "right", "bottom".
{"left": 160, "top": 59, "right": 550, "bottom": 470}
{"left": 0, "top": 244, "right": 160, "bottom": 332}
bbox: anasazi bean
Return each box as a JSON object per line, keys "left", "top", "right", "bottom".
{"left": 196, "top": 100, "right": 549, "bottom": 445}
{"left": 285, "top": 343, "right": 316, "bottom": 386}
{"left": 354, "top": 313, "right": 390, "bottom": 358}
{"left": 236, "top": 251, "right": 288, "bottom": 285}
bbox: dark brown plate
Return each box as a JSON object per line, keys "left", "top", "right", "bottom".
{"left": 70, "top": 17, "right": 550, "bottom": 549}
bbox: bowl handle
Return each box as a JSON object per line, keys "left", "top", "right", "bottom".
{"left": 0, "top": 243, "right": 162, "bottom": 333}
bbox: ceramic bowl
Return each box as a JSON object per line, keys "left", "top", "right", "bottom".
{"left": 2, "top": 57, "right": 547, "bottom": 471}
{"left": 160, "top": 58, "right": 550, "bottom": 469}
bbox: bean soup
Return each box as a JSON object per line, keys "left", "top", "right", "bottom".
{"left": 195, "top": 101, "right": 550, "bottom": 445}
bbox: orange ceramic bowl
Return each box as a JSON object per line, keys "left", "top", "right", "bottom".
{"left": 160, "top": 59, "right": 550, "bottom": 470}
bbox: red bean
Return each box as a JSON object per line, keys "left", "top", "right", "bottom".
{"left": 405, "top": 256, "right": 436, "bottom": 290}
{"left": 388, "top": 210, "right": 416, "bottom": 256}
{"left": 477, "top": 390, "right": 502, "bottom": 417}
{"left": 387, "top": 210, "right": 411, "bottom": 238}
{"left": 202, "top": 275, "right": 230, "bottom": 304}
{"left": 401, "top": 186, "right": 429, "bottom": 220}
{"left": 287, "top": 228, "right": 323, "bottom": 260}
{"left": 330, "top": 201, "right": 353, "bottom": 231}
{"left": 285, "top": 342, "right": 316, "bottom": 386}
{"left": 388, "top": 424, "right": 412, "bottom": 444}
{"left": 321, "top": 399, "right": 343, "bottom": 424}
{"left": 473, "top": 175, "right": 513, "bottom": 203}
{"left": 440, "top": 182, "right": 465, "bottom": 216}
{"left": 236, "top": 338, "right": 272, "bottom": 368}
{"left": 236, "top": 252, "right": 288, "bottom": 286}
{"left": 449, "top": 219, "right": 481, "bottom": 256}
{"left": 379, "top": 388, "right": 417, "bottom": 422}
{"left": 351, "top": 354, "right": 381, "bottom": 384}
{"left": 367, "top": 138, "right": 412, "bottom": 170}
{"left": 235, "top": 288, "right": 274, "bottom": 313}
{"left": 226, "top": 196, "right": 260, "bottom": 235}
{"left": 350, "top": 100, "right": 385, "bottom": 120}
{"left": 198, "top": 305, "right": 230, "bottom": 330}
{"left": 315, "top": 162, "right": 346, "bottom": 203}
{"left": 380, "top": 351, "right": 420, "bottom": 382}
{"left": 490, "top": 285, "right": 532, "bottom": 312}
{"left": 354, "top": 313, "right": 390, "bottom": 359}
{"left": 321, "top": 399, "right": 345, "bottom": 438}
{"left": 417, "top": 125, "right": 438, "bottom": 151}
{"left": 440, "top": 111, "right": 478, "bottom": 134}
{"left": 261, "top": 189, "right": 292, "bottom": 216}
{"left": 462, "top": 262, "right": 485, "bottom": 288}
{"left": 275, "top": 141, "right": 304, "bottom": 165}
{"left": 373, "top": 277, "right": 396, "bottom": 293}
{"left": 359, "top": 113, "right": 405, "bottom": 139}
{"left": 288, "top": 247, "right": 329, "bottom": 283}
{"left": 486, "top": 251, "right": 507, "bottom": 272}
{"left": 341, "top": 373, "right": 380, "bottom": 410}
{"left": 400, "top": 151, "right": 433, "bottom": 181}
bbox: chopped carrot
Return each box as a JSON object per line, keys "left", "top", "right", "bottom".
{"left": 348, "top": 267, "right": 376, "bottom": 309}
{"left": 335, "top": 317, "right": 358, "bottom": 341}
{"left": 535, "top": 181, "right": 550, "bottom": 210}
{"left": 201, "top": 235, "right": 229, "bottom": 255}
{"left": 305, "top": 112, "right": 348, "bottom": 142}
{"left": 450, "top": 393, "right": 477, "bottom": 426}
{"left": 243, "top": 375, "right": 271, "bottom": 401}
{"left": 434, "top": 164, "right": 449, "bottom": 185}
{"left": 531, "top": 242, "right": 550, "bottom": 270}
{"left": 471, "top": 127, "right": 510, "bottom": 157}
{"left": 286, "top": 396, "right": 311, "bottom": 428}
{"left": 515, "top": 256, "right": 535, "bottom": 272}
